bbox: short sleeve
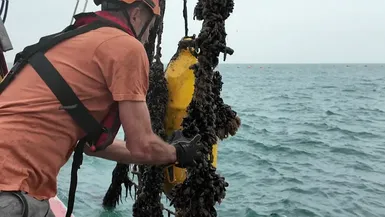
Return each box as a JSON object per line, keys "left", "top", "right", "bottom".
{"left": 92, "top": 35, "right": 149, "bottom": 102}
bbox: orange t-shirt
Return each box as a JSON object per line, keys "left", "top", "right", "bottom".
{"left": 0, "top": 26, "right": 149, "bottom": 200}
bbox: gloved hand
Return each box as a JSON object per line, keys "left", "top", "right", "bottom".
{"left": 168, "top": 130, "right": 202, "bottom": 168}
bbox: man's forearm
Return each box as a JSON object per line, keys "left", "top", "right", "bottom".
{"left": 145, "top": 134, "right": 177, "bottom": 164}
{"left": 85, "top": 139, "right": 133, "bottom": 164}
{"left": 86, "top": 136, "right": 177, "bottom": 166}
{"left": 117, "top": 101, "right": 178, "bottom": 166}
{"left": 124, "top": 133, "right": 176, "bottom": 165}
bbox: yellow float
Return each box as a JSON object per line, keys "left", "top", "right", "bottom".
{"left": 162, "top": 36, "right": 218, "bottom": 196}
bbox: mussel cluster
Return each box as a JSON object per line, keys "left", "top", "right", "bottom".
{"left": 212, "top": 71, "right": 241, "bottom": 140}
{"left": 170, "top": 0, "right": 238, "bottom": 216}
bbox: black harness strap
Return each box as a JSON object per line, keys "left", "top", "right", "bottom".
{"left": 28, "top": 49, "right": 101, "bottom": 217}
{"left": 66, "top": 138, "right": 87, "bottom": 217}
{"left": 0, "top": 13, "right": 130, "bottom": 217}
{"left": 28, "top": 51, "right": 104, "bottom": 139}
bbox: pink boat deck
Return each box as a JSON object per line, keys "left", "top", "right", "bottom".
{"left": 48, "top": 196, "right": 75, "bottom": 217}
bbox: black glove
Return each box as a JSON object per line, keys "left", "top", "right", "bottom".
{"left": 168, "top": 130, "right": 202, "bottom": 168}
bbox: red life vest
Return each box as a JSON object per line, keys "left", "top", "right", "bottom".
{"left": 73, "top": 11, "right": 134, "bottom": 35}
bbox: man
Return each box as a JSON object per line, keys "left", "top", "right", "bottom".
{"left": 0, "top": 0, "right": 201, "bottom": 216}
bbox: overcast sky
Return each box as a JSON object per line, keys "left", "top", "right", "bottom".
{"left": 3, "top": 0, "right": 385, "bottom": 64}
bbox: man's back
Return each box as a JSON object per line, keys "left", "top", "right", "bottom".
{"left": 0, "top": 26, "right": 149, "bottom": 200}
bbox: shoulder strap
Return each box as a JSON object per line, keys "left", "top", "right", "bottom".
{"left": 1, "top": 16, "right": 127, "bottom": 95}
{"left": 28, "top": 51, "right": 104, "bottom": 139}
{"left": 1, "top": 19, "right": 126, "bottom": 138}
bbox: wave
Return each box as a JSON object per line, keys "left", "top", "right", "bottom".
{"left": 326, "top": 110, "right": 339, "bottom": 115}
{"left": 326, "top": 126, "right": 381, "bottom": 139}
{"left": 329, "top": 146, "right": 373, "bottom": 158}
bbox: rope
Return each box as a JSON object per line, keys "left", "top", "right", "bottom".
{"left": 0, "top": 1, "right": 4, "bottom": 22}
{"left": 1, "top": 0, "right": 9, "bottom": 23}
{"left": 155, "top": 0, "right": 165, "bottom": 62}
{"left": 70, "top": 0, "right": 88, "bottom": 25}
{"left": 183, "top": 0, "right": 188, "bottom": 37}
{"left": 70, "top": 0, "right": 80, "bottom": 25}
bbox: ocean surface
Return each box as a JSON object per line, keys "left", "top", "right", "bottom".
{"left": 52, "top": 64, "right": 385, "bottom": 217}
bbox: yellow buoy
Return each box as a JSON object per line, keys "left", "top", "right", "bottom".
{"left": 163, "top": 36, "right": 218, "bottom": 196}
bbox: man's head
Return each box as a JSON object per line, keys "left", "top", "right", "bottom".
{"left": 95, "top": 0, "right": 160, "bottom": 43}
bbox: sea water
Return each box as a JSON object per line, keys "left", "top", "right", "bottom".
{"left": 52, "top": 64, "right": 385, "bottom": 217}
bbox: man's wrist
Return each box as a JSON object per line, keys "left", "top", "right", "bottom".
{"left": 169, "top": 144, "right": 177, "bottom": 163}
